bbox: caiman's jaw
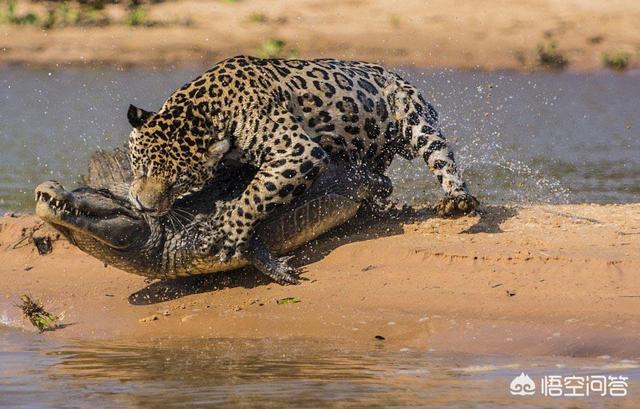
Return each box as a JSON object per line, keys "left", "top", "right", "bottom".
{"left": 35, "top": 181, "right": 147, "bottom": 250}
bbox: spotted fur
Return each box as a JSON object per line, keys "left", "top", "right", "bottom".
{"left": 127, "top": 56, "right": 477, "bottom": 260}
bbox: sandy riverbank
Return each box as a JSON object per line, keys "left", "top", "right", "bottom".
{"left": 1, "top": 0, "right": 639, "bottom": 71}
{"left": 1, "top": 204, "right": 639, "bottom": 358}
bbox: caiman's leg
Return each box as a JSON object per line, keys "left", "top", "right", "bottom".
{"left": 242, "top": 164, "right": 393, "bottom": 285}
{"left": 245, "top": 236, "right": 300, "bottom": 284}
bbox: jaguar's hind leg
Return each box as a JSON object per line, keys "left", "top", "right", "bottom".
{"left": 396, "top": 86, "right": 479, "bottom": 217}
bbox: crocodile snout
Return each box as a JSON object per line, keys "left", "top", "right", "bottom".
{"left": 35, "top": 180, "right": 68, "bottom": 203}
{"left": 35, "top": 181, "right": 77, "bottom": 221}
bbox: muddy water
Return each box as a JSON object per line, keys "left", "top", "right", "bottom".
{"left": 1, "top": 68, "right": 639, "bottom": 212}
{"left": 1, "top": 326, "right": 639, "bottom": 408}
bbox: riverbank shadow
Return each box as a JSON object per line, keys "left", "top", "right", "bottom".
{"left": 128, "top": 204, "right": 517, "bottom": 305}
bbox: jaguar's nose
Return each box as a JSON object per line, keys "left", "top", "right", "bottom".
{"left": 132, "top": 194, "right": 158, "bottom": 213}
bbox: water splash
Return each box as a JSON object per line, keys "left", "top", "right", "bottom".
{"left": 1, "top": 68, "right": 638, "bottom": 210}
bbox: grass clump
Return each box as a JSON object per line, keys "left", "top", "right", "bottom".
{"left": 256, "top": 38, "right": 298, "bottom": 59}
{"left": 277, "top": 297, "right": 301, "bottom": 305}
{"left": 536, "top": 41, "right": 568, "bottom": 70}
{"left": 17, "top": 294, "right": 60, "bottom": 333}
{"left": 126, "top": 5, "right": 146, "bottom": 26}
{"left": 256, "top": 38, "right": 285, "bottom": 58}
{"left": 246, "top": 12, "right": 267, "bottom": 24}
{"left": 602, "top": 51, "right": 631, "bottom": 71}
{"left": 1, "top": 1, "right": 172, "bottom": 29}
{"left": 42, "top": 2, "right": 109, "bottom": 30}
{"left": 0, "top": 0, "right": 38, "bottom": 26}
{"left": 125, "top": 4, "right": 163, "bottom": 27}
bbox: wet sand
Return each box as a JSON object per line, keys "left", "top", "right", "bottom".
{"left": 1, "top": 0, "right": 639, "bottom": 71}
{"left": 1, "top": 204, "right": 639, "bottom": 358}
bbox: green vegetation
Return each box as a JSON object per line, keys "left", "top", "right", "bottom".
{"left": 42, "top": 2, "right": 110, "bottom": 29}
{"left": 256, "top": 38, "right": 298, "bottom": 59}
{"left": 602, "top": 50, "right": 631, "bottom": 71}
{"left": 0, "top": 1, "right": 167, "bottom": 29}
{"left": 246, "top": 12, "right": 267, "bottom": 24}
{"left": 0, "top": 1, "right": 38, "bottom": 26}
{"left": 17, "top": 294, "right": 60, "bottom": 333}
{"left": 256, "top": 38, "right": 285, "bottom": 58}
{"left": 126, "top": 5, "right": 147, "bottom": 26}
{"left": 536, "top": 40, "right": 568, "bottom": 70}
{"left": 246, "top": 13, "right": 288, "bottom": 25}
{"left": 277, "top": 297, "right": 301, "bottom": 305}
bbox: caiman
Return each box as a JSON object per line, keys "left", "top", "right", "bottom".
{"left": 34, "top": 149, "right": 391, "bottom": 283}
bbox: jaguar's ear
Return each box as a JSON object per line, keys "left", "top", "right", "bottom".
{"left": 205, "top": 139, "right": 231, "bottom": 168}
{"left": 127, "top": 104, "right": 155, "bottom": 128}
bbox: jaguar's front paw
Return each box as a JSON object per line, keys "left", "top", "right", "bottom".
{"left": 435, "top": 194, "right": 479, "bottom": 218}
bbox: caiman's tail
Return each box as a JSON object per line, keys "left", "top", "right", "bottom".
{"left": 82, "top": 147, "right": 132, "bottom": 197}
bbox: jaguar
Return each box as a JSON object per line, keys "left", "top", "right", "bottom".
{"left": 126, "top": 55, "right": 478, "bottom": 262}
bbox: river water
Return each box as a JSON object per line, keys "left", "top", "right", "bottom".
{"left": 1, "top": 326, "right": 639, "bottom": 408}
{"left": 1, "top": 67, "right": 639, "bottom": 407}
{"left": 0, "top": 68, "right": 638, "bottom": 211}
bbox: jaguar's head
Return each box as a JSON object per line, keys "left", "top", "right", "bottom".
{"left": 126, "top": 104, "right": 230, "bottom": 215}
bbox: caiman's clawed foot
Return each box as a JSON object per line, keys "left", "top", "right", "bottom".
{"left": 263, "top": 255, "right": 301, "bottom": 285}
{"left": 245, "top": 238, "right": 301, "bottom": 285}
{"left": 435, "top": 194, "right": 479, "bottom": 218}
